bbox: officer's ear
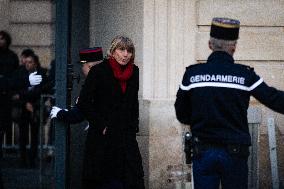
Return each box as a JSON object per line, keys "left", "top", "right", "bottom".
{"left": 230, "top": 43, "right": 237, "bottom": 55}
{"left": 231, "top": 46, "right": 236, "bottom": 54}
{"left": 208, "top": 41, "right": 213, "bottom": 50}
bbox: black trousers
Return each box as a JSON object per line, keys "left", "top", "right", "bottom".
{"left": 0, "top": 97, "right": 13, "bottom": 157}
{"left": 19, "top": 108, "right": 39, "bottom": 166}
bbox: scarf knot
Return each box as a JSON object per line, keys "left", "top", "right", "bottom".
{"left": 109, "top": 57, "right": 134, "bottom": 93}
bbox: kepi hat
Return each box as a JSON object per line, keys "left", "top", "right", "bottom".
{"left": 210, "top": 17, "right": 240, "bottom": 40}
{"left": 79, "top": 47, "right": 103, "bottom": 64}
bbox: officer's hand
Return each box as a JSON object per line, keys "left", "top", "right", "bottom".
{"left": 50, "top": 106, "right": 62, "bottom": 119}
{"left": 29, "top": 72, "right": 42, "bottom": 86}
{"left": 102, "top": 127, "right": 107, "bottom": 135}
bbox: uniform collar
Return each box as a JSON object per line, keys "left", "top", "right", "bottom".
{"left": 207, "top": 51, "right": 234, "bottom": 64}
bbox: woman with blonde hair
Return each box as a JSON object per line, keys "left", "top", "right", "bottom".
{"left": 78, "top": 35, "right": 145, "bottom": 189}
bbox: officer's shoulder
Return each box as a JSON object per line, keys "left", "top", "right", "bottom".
{"left": 90, "top": 59, "right": 106, "bottom": 71}
{"left": 235, "top": 63, "right": 255, "bottom": 72}
{"left": 185, "top": 63, "right": 202, "bottom": 70}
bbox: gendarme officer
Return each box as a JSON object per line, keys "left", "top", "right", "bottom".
{"left": 175, "top": 17, "right": 284, "bottom": 189}
{"left": 50, "top": 47, "right": 103, "bottom": 124}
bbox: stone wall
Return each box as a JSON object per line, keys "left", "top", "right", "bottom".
{"left": 0, "top": 0, "right": 54, "bottom": 68}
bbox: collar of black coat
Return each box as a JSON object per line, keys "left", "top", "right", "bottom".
{"left": 207, "top": 51, "right": 234, "bottom": 64}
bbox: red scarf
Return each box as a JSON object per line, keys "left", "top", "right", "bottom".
{"left": 109, "top": 57, "right": 134, "bottom": 93}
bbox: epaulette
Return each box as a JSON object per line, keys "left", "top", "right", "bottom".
{"left": 186, "top": 63, "right": 201, "bottom": 70}
{"left": 236, "top": 63, "right": 254, "bottom": 71}
{"left": 243, "top": 65, "right": 254, "bottom": 71}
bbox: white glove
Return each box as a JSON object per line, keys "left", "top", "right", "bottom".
{"left": 50, "top": 106, "right": 62, "bottom": 119}
{"left": 29, "top": 71, "right": 42, "bottom": 86}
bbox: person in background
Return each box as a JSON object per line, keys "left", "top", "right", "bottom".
{"left": 0, "top": 30, "right": 19, "bottom": 189}
{"left": 20, "top": 48, "right": 34, "bottom": 66}
{"left": 174, "top": 17, "right": 284, "bottom": 189}
{"left": 50, "top": 47, "right": 103, "bottom": 124}
{"left": 13, "top": 53, "right": 47, "bottom": 168}
{"left": 11, "top": 49, "right": 36, "bottom": 123}
{"left": 77, "top": 36, "right": 145, "bottom": 189}
{"left": 0, "top": 30, "right": 19, "bottom": 154}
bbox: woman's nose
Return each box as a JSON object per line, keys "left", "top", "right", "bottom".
{"left": 122, "top": 50, "right": 128, "bottom": 56}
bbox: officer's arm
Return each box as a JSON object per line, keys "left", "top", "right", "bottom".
{"left": 174, "top": 69, "right": 192, "bottom": 125}
{"left": 175, "top": 88, "right": 191, "bottom": 124}
{"left": 251, "top": 82, "right": 284, "bottom": 114}
{"left": 57, "top": 106, "right": 85, "bottom": 124}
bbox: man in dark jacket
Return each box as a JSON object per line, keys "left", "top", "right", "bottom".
{"left": 0, "top": 30, "right": 19, "bottom": 189}
{"left": 0, "top": 30, "right": 19, "bottom": 150}
{"left": 174, "top": 17, "right": 284, "bottom": 189}
{"left": 13, "top": 53, "right": 47, "bottom": 168}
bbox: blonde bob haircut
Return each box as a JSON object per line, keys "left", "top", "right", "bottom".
{"left": 107, "top": 35, "right": 135, "bottom": 61}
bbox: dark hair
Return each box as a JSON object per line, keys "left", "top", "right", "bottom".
{"left": 0, "top": 30, "right": 12, "bottom": 48}
{"left": 21, "top": 48, "right": 34, "bottom": 57}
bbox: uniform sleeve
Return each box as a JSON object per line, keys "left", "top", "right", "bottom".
{"left": 174, "top": 69, "right": 192, "bottom": 125}
{"left": 77, "top": 67, "right": 105, "bottom": 131}
{"left": 57, "top": 107, "right": 85, "bottom": 124}
{"left": 251, "top": 82, "right": 284, "bottom": 114}
{"left": 250, "top": 70, "right": 284, "bottom": 114}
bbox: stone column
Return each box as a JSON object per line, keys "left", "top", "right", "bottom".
{"left": 141, "top": 0, "right": 198, "bottom": 188}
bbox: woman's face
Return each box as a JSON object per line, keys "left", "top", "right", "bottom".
{"left": 112, "top": 48, "right": 132, "bottom": 66}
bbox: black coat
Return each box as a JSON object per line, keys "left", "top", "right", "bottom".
{"left": 0, "top": 48, "right": 19, "bottom": 77}
{"left": 0, "top": 48, "right": 19, "bottom": 124}
{"left": 77, "top": 60, "right": 144, "bottom": 186}
{"left": 0, "top": 48, "right": 20, "bottom": 90}
{"left": 0, "top": 74, "right": 29, "bottom": 91}
{"left": 15, "top": 66, "right": 48, "bottom": 103}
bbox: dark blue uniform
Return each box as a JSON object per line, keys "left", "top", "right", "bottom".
{"left": 56, "top": 106, "right": 85, "bottom": 124}
{"left": 175, "top": 51, "right": 284, "bottom": 189}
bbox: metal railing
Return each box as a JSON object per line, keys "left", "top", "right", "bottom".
{"left": 2, "top": 95, "right": 54, "bottom": 151}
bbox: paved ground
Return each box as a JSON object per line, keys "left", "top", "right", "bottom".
{"left": 1, "top": 151, "right": 54, "bottom": 189}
